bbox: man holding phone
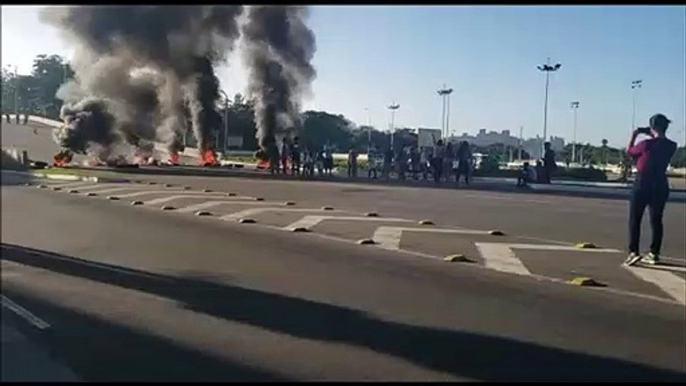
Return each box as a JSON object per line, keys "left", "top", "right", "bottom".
{"left": 623, "top": 114, "right": 677, "bottom": 266}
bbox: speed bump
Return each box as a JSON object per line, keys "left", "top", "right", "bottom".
{"left": 489, "top": 230, "right": 505, "bottom": 236}
{"left": 68, "top": 189, "right": 80, "bottom": 194}
{"left": 195, "top": 211, "right": 213, "bottom": 217}
{"left": 322, "top": 206, "right": 334, "bottom": 211}
{"left": 107, "top": 196, "right": 120, "bottom": 201}
{"left": 51, "top": 187, "right": 62, "bottom": 191}
{"left": 202, "top": 188, "right": 213, "bottom": 193}
{"left": 86, "top": 192, "right": 97, "bottom": 197}
{"left": 161, "top": 205, "right": 175, "bottom": 211}
{"left": 419, "top": 220, "right": 434, "bottom": 226}
{"left": 575, "top": 242, "right": 597, "bottom": 249}
{"left": 23, "top": 182, "right": 31, "bottom": 186}
{"left": 130, "top": 200, "right": 144, "bottom": 206}
{"left": 365, "top": 212, "right": 379, "bottom": 217}
{"left": 291, "top": 227, "right": 310, "bottom": 233}
{"left": 183, "top": 186, "right": 191, "bottom": 190}
{"left": 165, "top": 183, "right": 174, "bottom": 187}
{"left": 239, "top": 218, "right": 256, "bottom": 224}
{"left": 255, "top": 197, "right": 264, "bottom": 201}
{"left": 227, "top": 192, "right": 237, "bottom": 197}
{"left": 357, "top": 238, "right": 376, "bottom": 245}
{"left": 568, "top": 277, "right": 606, "bottom": 287}
{"left": 284, "top": 201, "right": 296, "bottom": 206}
{"left": 443, "top": 254, "right": 474, "bottom": 263}
{"left": 147, "top": 181, "right": 157, "bottom": 185}
{"left": 37, "top": 184, "right": 48, "bottom": 189}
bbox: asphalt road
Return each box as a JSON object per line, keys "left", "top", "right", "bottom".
{"left": 2, "top": 118, "right": 685, "bottom": 381}
{"left": 2, "top": 179, "right": 686, "bottom": 381}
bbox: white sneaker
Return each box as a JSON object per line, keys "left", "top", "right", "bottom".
{"left": 642, "top": 252, "right": 660, "bottom": 265}
{"left": 623, "top": 252, "right": 643, "bottom": 267}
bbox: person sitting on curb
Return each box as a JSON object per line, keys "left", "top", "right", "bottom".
{"left": 517, "top": 162, "right": 536, "bottom": 188}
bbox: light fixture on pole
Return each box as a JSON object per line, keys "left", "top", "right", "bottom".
{"left": 631, "top": 80, "right": 642, "bottom": 133}
{"left": 570, "top": 101, "right": 579, "bottom": 164}
{"left": 388, "top": 103, "right": 400, "bottom": 149}
{"left": 13, "top": 65, "right": 19, "bottom": 117}
{"left": 218, "top": 90, "right": 230, "bottom": 155}
{"left": 518, "top": 126, "right": 524, "bottom": 161}
{"left": 437, "top": 85, "right": 453, "bottom": 139}
{"left": 537, "top": 58, "right": 562, "bottom": 158}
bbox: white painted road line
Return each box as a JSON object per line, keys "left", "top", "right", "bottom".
{"left": 623, "top": 266, "right": 686, "bottom": 305}
{"left": 475, "top": 243, "right": 532, "bottom": 276}
{"left": 75, "top": 185, "right": 164, "bottom": 194}
{"left": 45, "top": 181, "right": 97, "bottom": 189}
{"left": 373, "top": 226, "right": 491, "bottom": 251}
{"left": 175, "top": 200, "right": 282, "bottom": 214}
{"left": 221, "top": 208, "right": 340, "bottom": 222}
{"left": 112, "top": 191, "right": 251, "bottom": 200}
{"left": 283, "top": 215, "right": 412, "bottom": 231}
{"left": 485, "top": 243, "right": 622, "bottom": 253}
{"left": 144, "top": 194, "right": 254, "bottom": 206}
{"left": 1, "top": 295, "right": 50, "bottom": 330}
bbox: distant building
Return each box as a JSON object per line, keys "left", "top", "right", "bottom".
{"left": 448, "top": 129, "right": 564, "bottom": 160}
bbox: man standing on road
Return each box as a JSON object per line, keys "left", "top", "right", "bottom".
{"left": 347, "top": 148, "right": 358, "bottom": 178}
{"left": 624, "top": 114, "right": 677, "bottom": 267}
{"left": 432, "top": 140, "right": 446, "bottom": 183}
{"left": 290, "top": 136, "right": 301, "bottom": 175}
{"left": 542, "top": 142, "right": 557, "bottom": 184}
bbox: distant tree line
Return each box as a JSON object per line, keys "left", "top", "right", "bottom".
{"left": 3, "top": 54, "right": 685, "bottom": 167}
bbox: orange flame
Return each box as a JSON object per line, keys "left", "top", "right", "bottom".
{"left": 169, "top": 152, "right": 180, "bottom": 165}
{"left": 199, "top": 149, "right": 219, "bottom": 166}
{"left": 53, "top": 151, "right": 73, "bottom": 167}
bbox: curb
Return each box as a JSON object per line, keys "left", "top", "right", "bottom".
{"left": 2, "top": 169, "right": 130, "bottom": 183}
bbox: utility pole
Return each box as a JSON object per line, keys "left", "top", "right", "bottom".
{"left": 437, "top": 85, "right": 453, "bottom": 139}
{"left": 388, "top": 103, "right": 400, "bottom": 149}
{"left": 518, "top": 126, "right": 523, "bottom": 161}
{"left": 570, "top": 101, "right": 579, "bottom": 164}
{"left": 218, "top": 90, "right": 229, "bottom": 155}
{"left": 365, "top": 107, "right": 372, "bottom": 154}
{"left": 537, "top": 58, "right": 562, "bottom": 158}
{"left": 631, "top": 80, "right": 642, "bottom": 133}
{"left": 13, "top": 65, "right": 19, "bottom": 117}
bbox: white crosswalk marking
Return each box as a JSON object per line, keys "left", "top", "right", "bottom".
{"left": 76, "top": 185, "right": 170, "bottom": 194}
{"left": 372, "top": 226, "right": 491, "bottom": 251}
{"left": 144, "top": 194, "right": 253, "bottom": 206}
{"left": 475, "top": 243, "right": 532, "bottom": 276}
{"left": 475, "top": 243, "right": 622, "bottom": 277}
{"left": 221, "top": 208, "right": 340, "bottom": 222}
{"left": 176, "top": 200, "right": 281, "bottom": 214}
{"left": 284, "top": 215, "right": 411, "bottom": 231}
{"left": 623, "top": 266, "right": 686, "bottom": 305}
{"left": 111, "top": 190, "right": 250, "bottom": 200}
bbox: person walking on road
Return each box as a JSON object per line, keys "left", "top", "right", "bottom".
{"left": 367, "top": 145, "right": 379, "bottom": 179}
{"left": 347, "top": 148, "right": 358, "bottom": 178}
{"left": 624, "top": 114, "right": 677, "bottom": 267}
{"left": 455, "top": 141, "right": 472, "bottom": 186}
{"left": 280, "top": 138, "right": 291, "bottom": 175}
{"left": 432, "top": 140, "right": 446, "bottom": 183}
{"left": 290, "top": 136, "right": 302, "bottom": 175}
{"left": 542, "top": 142, "right": 557, "bottom": 184}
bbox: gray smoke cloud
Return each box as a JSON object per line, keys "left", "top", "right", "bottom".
{"left": 53, "top": 98, "right": 117, "bottom": 159}
{"left": 41, "top": 6, "right": 244, "bottom": 157}
{"left": 242, "top": 6, "right": 317, "bottom": 155}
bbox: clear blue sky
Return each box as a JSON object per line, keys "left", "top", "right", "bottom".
{"left": 3, "top": 5, "right": 685, "bottom": 147}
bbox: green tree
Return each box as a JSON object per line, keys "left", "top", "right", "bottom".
{"left": 672, "top": 146, "right": 686, "bottom": 168}
{"left": 300, "top": 111, "right": 354, "bottom": 151}
{"left": 30, "top": 54, "right": 73, "bottom": 119}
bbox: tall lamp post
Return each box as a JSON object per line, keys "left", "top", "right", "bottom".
{"left": 437, "top": 85, "right": 453, "bottom": 139}
{"left": 388, "top": 103, "right": 400, "bottom": 149}
{"left": 364, "top": 107, "right": 372, "bottom": 154}
{"left": 537, "top": 58, "right": 561, "bottom": 157}
{"left": 570, "top": 101, "right": 579, "bottom": 164}
{"left": 13, "top": 65, "right": 19, "bottom": 118}
{"left": 631, "top": 80, "right": 642, "bottom": 133}
{"left": 218, "top": 90, "right": 230, "bottom": 154}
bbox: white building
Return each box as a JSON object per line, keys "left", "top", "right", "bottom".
{"left": 448, "top": 129, "right": 565, "bottom": 160}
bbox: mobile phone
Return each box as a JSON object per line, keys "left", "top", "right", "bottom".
{"left": 637, "top": 127, "right": 651, "bottom": 135}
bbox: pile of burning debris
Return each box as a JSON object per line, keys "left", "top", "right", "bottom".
{"left": 51, "top": 146, "right": 222, "bottom": 169}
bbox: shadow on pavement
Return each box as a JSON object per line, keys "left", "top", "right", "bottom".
{"left": 1, "top": 290, "right": 289, "bottom": 382}
{"left": 3, "top": 243, "right": 685, "bottom": 382}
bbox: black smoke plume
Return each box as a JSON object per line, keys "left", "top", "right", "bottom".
{"left": 242, "top": 6, "right": 317, "bottom": 155}
{"left": 41, "top": 6, "right": 244, "bottom": 157}
{"left": 53, "top": 98, "right": 117, "bottom": 158}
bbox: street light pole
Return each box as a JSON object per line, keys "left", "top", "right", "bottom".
{"left": 437, "top": 85, "right": 453, "bottom": 140}
{"left": 218, "top": 90, "right": 229, "bottom": 155}
{"left": 537, "top": 58, "right": 561, "bottom": 158}
{"left": 518, "top": 126, "right": 523, "bottom": 161}
{"left": 570, "top": 101, "right": 579, "bottom": 164}
{"left": 631, "top": 80, "right": 642, "bottom": 133}
{"left": 13, "top": 65, "right": 19, "bottom": 117}
{"left": 364, "top": 107, "right": 372, "bottom": 154}
{"left": 388, "top": 103, "right": 400, "bottom": 149}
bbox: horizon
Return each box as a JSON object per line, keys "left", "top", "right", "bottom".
{"left": 2, "top": 5, "right": 685, "bottom": 148}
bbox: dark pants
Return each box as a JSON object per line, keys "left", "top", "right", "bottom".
{"left": 456, "top": 163, "right": 470, "bottom": 185}
{"left": 433, "top": 158, "right": 443, "bottom": 183}
{"left": 628, "top": 179, "right": 669, "bottom": 255}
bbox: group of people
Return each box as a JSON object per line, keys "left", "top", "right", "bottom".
{"left": 516, "top": 142, "right": 558, "bottom": 187}
{"left": 4, "top": 113, "right": 29, "bottom": 125}
{"left": 362, "top": 140, "right": 475, "bottom": 185}
{"left": 267, "top": 137, "right": 337, "bottom": 178}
